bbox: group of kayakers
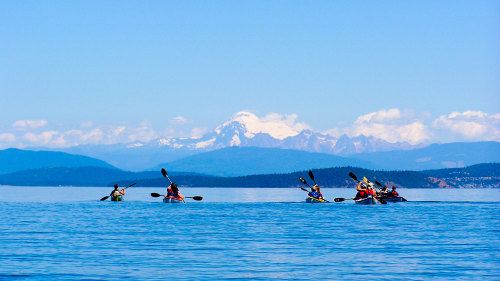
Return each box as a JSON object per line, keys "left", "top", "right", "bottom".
{"left": 106, "top": 169, "right": 404, "bottom": 203}
{"left": 301, "top": 170, "right": 405, "bottom": 203}
{"left": 354, "top": 177, "right": 399, "bottom": 200}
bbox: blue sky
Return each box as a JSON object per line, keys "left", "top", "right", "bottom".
{"left": 1, "top": 1, "right": 499, "bottom": 148}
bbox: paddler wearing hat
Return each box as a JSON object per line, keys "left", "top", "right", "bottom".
{"left": 354, "top": 177, "right": 370, "bottom": 199}
{"left": 309, "top": 184, "right": 324, "bottom": 200}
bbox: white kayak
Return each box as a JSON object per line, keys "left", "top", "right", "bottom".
{"left": 354, "top": 196, "right": 378, "bottom": 205}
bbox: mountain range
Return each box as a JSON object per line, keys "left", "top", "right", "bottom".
{"left": 50, "top": 111, "right": 419, "bottom": 171}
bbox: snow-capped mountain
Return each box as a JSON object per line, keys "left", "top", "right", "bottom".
{"left": 45, "top": 111, "right": 418, "bottom": 170}
{"left": 156, "top": 111, "right": 413, "bottom": 154}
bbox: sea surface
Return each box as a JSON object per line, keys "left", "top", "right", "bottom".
{"left": 0, "top": 187, "right": 499, "bottom": 280}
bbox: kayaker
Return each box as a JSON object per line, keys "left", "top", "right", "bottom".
{"left": 367, "top": 183, "right": 376, "bottom": 197}
{"left": 354, "top": 180, "right": 369, "bottom": 199}
{"left": 309, "top": 184, "right": 324, "bottom": 199}
{"left": 377, "top": 186, "right": 389, "bottom": 198}
{"left": 165, "top": 183, "right": 184, "bottom": 200}
{"left": 389, "top": 186, "right": 399, "bottom": 197}
{"left": 110, "top": 184, "right": 125, "bottom": 198}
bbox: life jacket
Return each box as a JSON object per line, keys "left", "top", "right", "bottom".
{"left": 391, "top": 191, "right": 399, "bottom": 197}
{"left": 310, "top": 191, "right": 320, "bottom": 199}
{"left": 356, "top": 190, "right": 367, "bottom": 199}
{"left": 166, "top": 188, "right": 175, "bottom": 197}
{"left": 110, "top": 189, "right": 122, "bottom": 197}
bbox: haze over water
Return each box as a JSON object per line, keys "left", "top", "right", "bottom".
{"left": 0, "top": 187, "right": 499, "bottom": 280}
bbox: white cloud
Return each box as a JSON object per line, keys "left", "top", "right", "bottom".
{"left": 23, "top": 131, "right": 60, "bottom": 145}
{"left": 191, "top": 127, "right": 209, "bottom": 138}
{"left": 9, "top": 121, "right": 159, "bottom": 148}
{"left": 355, "top": 108, "right": 402, "bottom": 123}
{"left": 125, "top": 124, "right": 158, "bottom": 143}
{"left": 433, "top": 110, "right": 500, "bottom": 141}
{"left": 345, "top": 109, "right": 430, "bottom": 144}
{"left": 13, "top": 120, "right": 47, "bottom": 129}
{"left": 0, "top": 133, "right": 16, "bottom": 143}
{"left": 221, "top": 111, "right": 312, "bottom": 140}
{"left": 80, "top": 128, "right": 105, "bottom": 143}
{"left": 170, "top": 116, "right": 193, "bottom": 126}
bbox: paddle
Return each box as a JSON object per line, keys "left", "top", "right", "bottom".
{"left": 299, "top": 176, "right": 312, "bottom": 188}
{"left": 161, "top": 168, "right": 173, "bottom": 184}
{"left": 334, "top": 197, "right": 354, "bottom": 202}
{"left": 150, "top": 193, "right": 203, "bottom": 201}
{"left": 100, "top": 183, "right": 136, "bottom": 201}
{"left": 308, "top": 170, "right": 317, "bottom": 185}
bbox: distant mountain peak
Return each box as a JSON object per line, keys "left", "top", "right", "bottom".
{"left": 215, "top": 111, "right": 301, "bottom": 140}
{"left": 155, "top": 112, "right": 415, "bottom": 155}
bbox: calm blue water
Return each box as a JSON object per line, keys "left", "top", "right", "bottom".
{"left": 0, "top": 187, "right": 499, "bottom": 280}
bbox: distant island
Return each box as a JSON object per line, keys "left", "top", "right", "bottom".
{"left": 0, "top": 163, "right": 498, "bottom": 189}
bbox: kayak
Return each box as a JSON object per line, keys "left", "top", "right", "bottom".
{"left": 110, "top": 196, "right": 123, "bottom": 201}
{"left": 354, "top": 196, "right": 378, "bottom": 205}
{"left": 382, "top": 196, "right": 405, "bottom": 203}
{"left": 163, "top": 197, "right": 184, "bottom": 203}
{"left": 305, "top": 197, "right": 328, "bottom": 203}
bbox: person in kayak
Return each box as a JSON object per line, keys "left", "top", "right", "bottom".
{"left": 389, "top": 186, "right": 399, "bottom": 197}
{"left": 309, "top": 184, "right": 324, "bottom": 200}
{"left": 110, "top": 184, "right": 126, "bottom": 198}
{"left": 377, "top": 186, "right": 389, "bottom": 198}
{"left": 164, "top": 183, "right": 184, "bottom": 200}
{"left": 367, "top": 183, "right": 377, "bottom": 197}
{"left": 354, "top": 179, "right": 370, "bottom": 199}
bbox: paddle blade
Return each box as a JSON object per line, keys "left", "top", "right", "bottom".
{"left": 150, "top": 193, "right": 162, "bottom": 198}
{"left": 299, "top": 177, "right": 308, "bottom": 186}
{"left": 100, "top": 196, "right": 109, "bottom": 201}
{"left": 300, "top": 187, "right": 309, "bottom": 192}
{"left": 334, "top": 198, "right": 345, "bottom": 202}
{"left": 308, "top": 170, "right": 316, "bottom": 183}
{"left": 161, "top": 168, "right": 168, "bottom": 178}
{"left": 192, "top": 196, "right": 203, "bottom": 201}
{"left": 348, "top": 172, "right": 358, "bottom": 182}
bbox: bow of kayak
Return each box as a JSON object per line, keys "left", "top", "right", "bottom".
{"left": 354, "top": 196, "right": 378, "bottom": 205}
{"left": 110, "top": 196, "right": 123, "bottom": 201}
